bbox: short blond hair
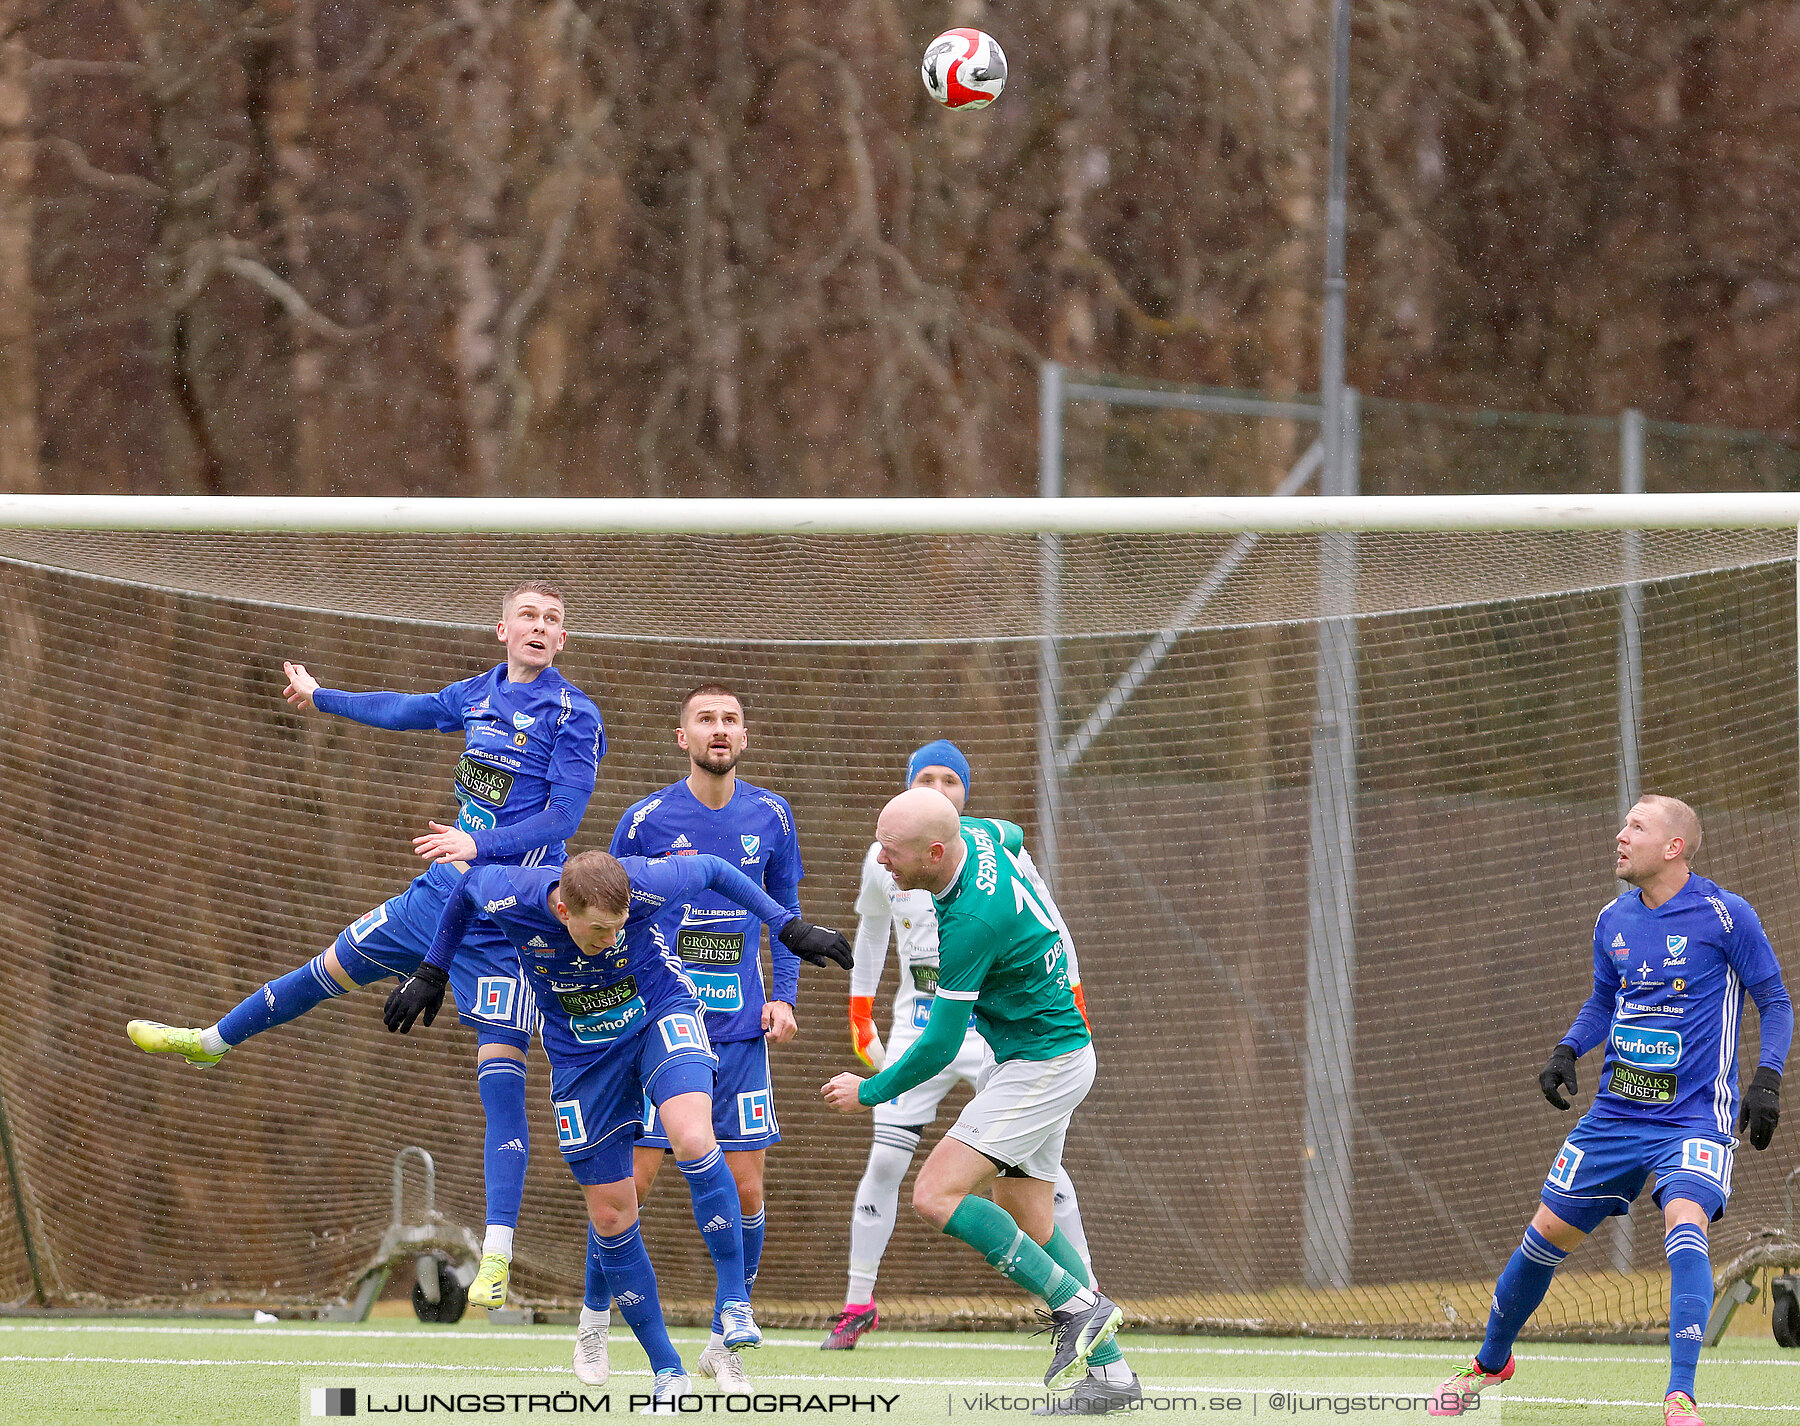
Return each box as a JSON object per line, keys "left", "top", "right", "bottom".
{"left": 503, "top": 580, "right": 565, "bottom": 616}
{"left": 556, "top": 851, "right": 630, "bottom": 914}
{"left": 1640, "top": 794, "right": 1703, "bottom": 861}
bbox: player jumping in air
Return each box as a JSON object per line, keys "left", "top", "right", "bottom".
{"left": 382, "top": 850, "right": 851, "bottom": 1410}
{"left": 126, "top": 581, "right": 602, "bottom": 1315}
{"left": 609, "top": 683, "right": 802, "bottom": 1391}
{"left": 823, "top": 789, "right": 1134, "bottom": 1413}
{"left": 1426, "top": 796, "right": 1791, "bottom": 1425}
{"left": 827, "top": 740, "right": 1100, "bottom": 1364}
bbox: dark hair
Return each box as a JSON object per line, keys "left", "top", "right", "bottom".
{"left": 680, "top": 682, "right": 743, "bottom": 719}
{"left": 503, "top": 580, "right": 565, "bottom": 616}
{"left": 556, "top": 851, "right": 630, "bottom": 914}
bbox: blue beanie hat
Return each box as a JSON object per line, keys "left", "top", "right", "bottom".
{"left": 907, "top": 739, "right": 971, "bottom": 792}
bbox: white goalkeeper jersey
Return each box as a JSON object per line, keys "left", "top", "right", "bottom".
{"left": 851, "top": 840, "right": 1082, "bottom": 1043}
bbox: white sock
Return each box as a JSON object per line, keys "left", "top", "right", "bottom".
{"left": 1096, "top": 1360, "right": 1134, "bottom": 1385}
{"left": 579, "top": 1306, "right": 610, "bottom": 1332}
{"left": 846, "top": 1138, "right": 915, "bottom": 1304}
{"left": 199, "top": 1025, "right": 229, "bottom": 1057}
{"left": 1051, "top": 1166, "right": 1092, "bottom": 1272}
{"left": 707, "top": 1330, "right": 725, "bottom": 1351}
{"left": 1062, "top": 1284, "right": 1098, "bottom": 1311}
{"left": 482, "top": 1225, "right": 514, "bottom": 1259}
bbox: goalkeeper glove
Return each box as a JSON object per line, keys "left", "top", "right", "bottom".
{"left": 850, "top": 995, "right": 885, "bottom": 1070}
{"left": 1739, "top": 1066, "right": 1782, "bottom": 1151}
{"left": 1539, "top": 1043, "right": 1578, "bottom": 1110}
{"left": 778, "top": 918, "right": 854, "bottom": 970}
{"left": 385, "top": 964, "right": 448, "bottom": 1034}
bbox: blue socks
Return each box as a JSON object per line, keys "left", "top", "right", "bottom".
{"left": 1666, "top": 1223, "right": 1711, "bottom": 1400}
{"left": 476, "top": 1057, "right": 529, "bottom": 1231}
{"left": 678, "top": 1149, "right": 747, "bottom": 1321}
{"left": 215, "top": 954, "right": 350, "bottom": 1045}
{"left": 584, "top": 1225, "right": 612, "bottom": 1312}
{"left": 592, "top": 1224, "right": 680, "bottom": 1374}
{"left": 741, "top": 1207, "right": 765, "bottom": 1296}
{"left": 1478, "top": 1225, "right": 1568, "bottom": 1373}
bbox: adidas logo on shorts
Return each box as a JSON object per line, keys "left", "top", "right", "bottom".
{"left": 702, "top": 1215, "right": 731, "bottom": 1233}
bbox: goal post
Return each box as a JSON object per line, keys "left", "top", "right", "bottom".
{"left": 1, "top": 494, "right": 1797, "bottom": 1337}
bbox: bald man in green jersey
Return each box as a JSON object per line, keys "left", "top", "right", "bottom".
{"left": 823, "top": 789, "right": 1130, "bottom": 1409}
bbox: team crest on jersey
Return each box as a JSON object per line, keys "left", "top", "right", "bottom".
{"left": 1665, "top": 935, "right": 1688, "bottom": 966}
{"left": 512, "top": 711, "right": 535, "bottom": 730}
{"left": 741, "top": 834, "right": 760, "bottom": 857}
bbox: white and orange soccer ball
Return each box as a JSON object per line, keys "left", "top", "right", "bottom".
{"left": 921, "top": 28, "right": 1007, "bottom": 110}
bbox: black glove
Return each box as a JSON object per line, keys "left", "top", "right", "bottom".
{"left": 778, "top": 919, "right": 854, "bottom": 970}
{"left": 1739, "top": 1066, "right": 1781, "bottom": 1151}
{"left": 384, "top": 964, "right": 449, "bottom": 1033}
{"left": 1539, "top": 1044, "right": 1579, "bottom": 1110}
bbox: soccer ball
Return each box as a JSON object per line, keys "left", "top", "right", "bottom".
{"left": 921, "top": 29, "right": 1007, "bottom": 110}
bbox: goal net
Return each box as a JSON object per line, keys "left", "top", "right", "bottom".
{"left": 0, "top": 506, "right": 1795, "bottom": 1340}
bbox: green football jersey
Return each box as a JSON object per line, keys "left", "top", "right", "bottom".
{"left": 932, "top": 816, "right": 1090, "bottom": 1064}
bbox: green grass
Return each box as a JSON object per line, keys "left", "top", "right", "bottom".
{"left": 1, "top": 1317, "right": 1797, "bottom": 1424}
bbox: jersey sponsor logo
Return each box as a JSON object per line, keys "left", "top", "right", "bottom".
{"left": 910, "top": 964, "right": 940, "bottom": 994}
{"left": 624, "top": 799, "right": 663, "bottom": 841}
{"left": 513, "top": 731, "right": 529, "bottom": 748}
{"left": 467, "top": 697, "right": 492, "bottom": 716}
{"left": 1681, "top": 1138, "right": 1727, "bottom": 1183}
{"left": 455, "top": 754, "right": 515, "bottom": 807}
{"left": 657, "top": 1013, "right": 705, "bottom": 1052}
{"left": 1673, "top": 978, "right": 1686, "bottom": 993}
{"left": 1612, "top": 1025, "right": 1682, "bottom": 1068}
{"left": 912, "top": 997, "right": 934, "bottom": 1029}
{"left": 457, "top": 799, "right": 497, "bottom": 834}
{"left": 1546, "top": 1140, "right": 1584, "bottom": 1191}
{"left": 1706, "top": 896, "right": 1734, "bottom": 932}
{"left": 526, "top": 936, "right": 549, "bottom": 949}
{"left": 477, "top": 977, "right": 516, "bottom": 1020}
{"left": 690, "top": 970, "right": 743, "bottom": 1014}
{"left": 757, "top": 795, "right": 792, "bottom": 836}
{"left": 737, "top": 1089, "right": 773, "bottom": 1137}
{"left": 512, "top": 711, "right": 536, "bottom": 730}
{"left": 1623, "top": 998, "right": 1684, "bottom": 1018}
{"left": 630, "top": 887, "right": 666, "bottom": 907}
{"left": 741, "top": 834, "right": 760, "bottom": 857}
{"left": 1608, "top": 1064, "right": 1676, "bottom": 1103}
{"left": 554, "top": 976, "right": 639, "bottom": 1016}
{"left": 1630, "top": 960, "right": 1664, "bottom": 989}
{"left": 968, "top": 824, "right": 999, "bottom": 893}
{"left": 348, "top": 903, "right": 390, "bottom": 944}
{"left": 483, "top": 896, "right": 517, "bottom": 913}
{"left": 678, "top": 928, "right": 746, "bottom": 965}
{"left": 554, "top": 1099, "right": 587, "bottom": 1149}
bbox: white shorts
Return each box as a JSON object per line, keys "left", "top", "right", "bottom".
{"left": 871, "top": 1025, "right": 989, "bottom": 1128}
{"left": 947, "top": 1042, "right": 1096, "bottom": 1182}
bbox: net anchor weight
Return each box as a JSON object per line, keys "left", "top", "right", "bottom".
{"left": 319, "top": 1146, "right": 480, "bottom": 1323}
{"left": 1705, "top": 1167, "right": 1800, "bottom": 1345}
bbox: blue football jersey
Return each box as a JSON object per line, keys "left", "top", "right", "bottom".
{"left": 610, "top": 780, "right": 804, "bottom": 1042}
{"left": 439, "top": 857, "right": 790, "bottom": 1067}
{"left": 1586, "top": 874, "right": 1784, "bottom": 1135}
{"left": 413, "top": 665, "right": 603, "bottom": 890}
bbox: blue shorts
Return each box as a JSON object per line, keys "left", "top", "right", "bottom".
{"left": 554, "top": 1004, "right": 717, "bottom": 1186}
{"left": 334, "top": 873, "right": 540, "bottom": 1047}
{"left": 639, "top": 1035, "right": 780, "bottom": 1151}
{"left": 1541, "top": 1113, "right": 1736, "bottom": 1232}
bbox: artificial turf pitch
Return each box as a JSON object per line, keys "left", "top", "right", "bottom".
{"left": 2, "top": 1317, "right": 1797, "bottom": 1424}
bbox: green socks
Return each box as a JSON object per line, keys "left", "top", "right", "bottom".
{"left": 943, "top": 1197, "right": 1084, "bottom": 1309}
{"left": 1040, "top": 1228, "right": 1122, "bottom": 1367}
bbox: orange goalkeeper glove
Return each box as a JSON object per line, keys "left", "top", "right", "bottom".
{"left": 1072, "top": 979, "right": 1090, "bottom": 1034}
{"left": 850, "top": 995, "right": 886, "bottom": 1069}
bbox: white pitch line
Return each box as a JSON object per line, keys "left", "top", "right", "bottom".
{"left": 4, "top": 1323, "right": 1798, "bottom": 1368}
{"left": 4, "top": 1357, "right": 1799, "bottom": 1411}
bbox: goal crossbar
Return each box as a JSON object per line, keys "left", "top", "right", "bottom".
{"left": 9, "top": 492, "right": 1800, "bottom": 534}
